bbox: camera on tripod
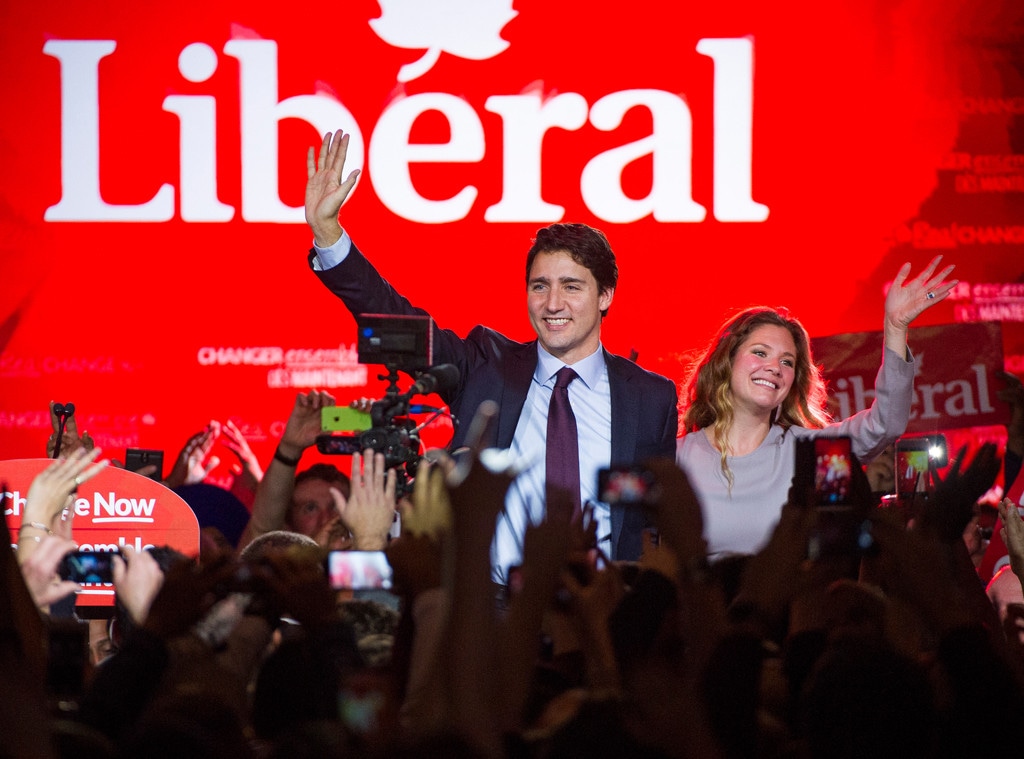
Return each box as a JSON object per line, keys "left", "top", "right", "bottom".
{"left": 315, "top": 313, "right": 458, "bottom": 496}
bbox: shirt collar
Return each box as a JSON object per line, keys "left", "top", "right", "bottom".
{"left": 535, "top": 343, "right": 606, "bottom": 390}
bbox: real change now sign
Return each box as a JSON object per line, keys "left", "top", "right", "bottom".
{"left": 3, "top": 459, "right": 200, "bottom": 612}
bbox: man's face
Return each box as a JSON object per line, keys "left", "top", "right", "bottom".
{"left": 288, "top": 477, "right": 337, "bottom": 539}
{"left": 527, "top": 250, "right": 613, "bottom": 365}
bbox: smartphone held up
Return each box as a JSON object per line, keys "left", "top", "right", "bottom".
{"left": 326, "top": 550, "right": 393, "bottom": 591}
{"left": 58, "top": 550, "right": 120, "bottom": 584}
{"left": 795, "top": 435, "right": 874, "bottom": 560}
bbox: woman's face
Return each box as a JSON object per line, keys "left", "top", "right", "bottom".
{"left": 729, "top": 324, "right": 798, "bottom": 417}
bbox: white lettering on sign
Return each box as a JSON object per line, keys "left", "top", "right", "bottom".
{"left": 92, "top": 492, "right": 157, "bottom": 523}
{"left": 43, "top": 37, "right": 767, "bottom": 224}
{"left": 831, "top": 363, "right": 995, "bottom": 422}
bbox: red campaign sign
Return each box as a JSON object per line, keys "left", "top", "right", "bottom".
{"left": 2, "top": 459, "right": 200, "bottom": 609}
{"left": 811, "top": 321, "right": 1008, "bottom": 433}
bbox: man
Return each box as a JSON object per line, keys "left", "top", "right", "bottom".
{"left": 305, "top": 130, "right": 678, "bottom": 582}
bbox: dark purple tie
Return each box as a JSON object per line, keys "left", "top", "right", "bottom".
{"left": 546, "top": 367, "right": 581, "bottom": 515}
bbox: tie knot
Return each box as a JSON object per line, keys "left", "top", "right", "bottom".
{"left": 555, "top": 366, "right": 578, "bottom": 389}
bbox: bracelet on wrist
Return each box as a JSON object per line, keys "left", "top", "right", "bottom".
{"left": 273, "top": 446, "right": 302, "bottom": 467}
{"left": 18, "top": 521, "right": 54, "bottom": 536}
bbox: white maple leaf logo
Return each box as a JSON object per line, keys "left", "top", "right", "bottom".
{"left": 370, "top": 0, "right": 518, "bottom": 82}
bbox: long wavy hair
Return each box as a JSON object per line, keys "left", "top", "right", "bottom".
{"left": 680, "top": 307, "right": 831, "bottom": 486}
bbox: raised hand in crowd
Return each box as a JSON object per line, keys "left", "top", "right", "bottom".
{"left": 327, "top": 448, "right": 397, "bottom": 550}
{"left": 111, "top": 545, "right": 168, "bottom": 627}
{"left": 17, "top": 447, "right": 108, "bottom": 572}
{"left": 388, "top": 461, "right": 446, "bottom": 600}
{"left": 405, "top": 454, "right": 453, "bottom": 539}
{"left": 918, "top": 442, "right": 1001, "bottom": 542}
{"left": 163, "top": 421, "right": 221, "bottom": 490}
{"left": 278, "top": 389, "right": 335, "bottom": 463}
{"left": 220, "top": 418, "right": 264, "bottom": 501}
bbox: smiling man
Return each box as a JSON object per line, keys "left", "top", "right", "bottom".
{"left": 304, "top": 130, "right": 678, "bottom": 580}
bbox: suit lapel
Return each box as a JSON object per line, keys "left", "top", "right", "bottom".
{"left": 496, "top": 341, "right": 538, "bottom": 449}
{"left": 606, "top": 351, "right": 640, "bottom": 465}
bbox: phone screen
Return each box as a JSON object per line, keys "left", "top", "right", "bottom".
{"left": 316, "top": 433, "right": 365, "bottom": 456}
{"left": 895, "top": 443, "right": 930, "bottom": 496}
{"left": 59, "top": 550, "right": 120, "bottom": 584}
{"left": 813, "top": 437, "right": 853, "bottom": 509}
{"left": 327, "top": 551, "right": 393, "bottom": 590}
{"left": 597, "top": 466, "right": 658, "bottom": 505}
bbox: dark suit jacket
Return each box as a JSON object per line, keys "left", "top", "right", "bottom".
{"left": 311, "top": 242, "right": 679, "bottom": 560}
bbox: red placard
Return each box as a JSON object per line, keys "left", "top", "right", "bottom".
{"left": 3, "top": 459, "right": 200, "bottom": 610}
{"left": 812, "top": 322, "right": 1009, "bottom": 433}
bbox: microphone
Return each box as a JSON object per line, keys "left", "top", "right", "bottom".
{"left": 51, "top": 401, "right": 76, "bottom": 459}
{"left": 406, "top": 364, "right": 460, "bottom": 397}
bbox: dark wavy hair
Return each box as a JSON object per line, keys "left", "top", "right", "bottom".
{"left": 525, "top": 223, "right": 618, "bottom": 316}
{"left": 681, "top": 307, "right": 830, "bottom": 485}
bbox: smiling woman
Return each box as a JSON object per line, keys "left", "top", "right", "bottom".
{"left": 676, "top": 256, "right": 958, "bottom": 556}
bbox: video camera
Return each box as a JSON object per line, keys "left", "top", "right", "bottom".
{"left": 316, "top": 314, "right": 459, "bottom": 497}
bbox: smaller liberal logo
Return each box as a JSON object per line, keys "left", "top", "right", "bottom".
{"left": 370, "top": 0, "right": 518, "bottom": 82}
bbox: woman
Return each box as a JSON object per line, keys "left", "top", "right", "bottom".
{"left": 676, "top": 256, "right": 956, "bottom": 556}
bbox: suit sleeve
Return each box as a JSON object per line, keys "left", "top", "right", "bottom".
{"left": 309, "top": 240, "right": 470, "bottom": 403}
{"left": 656, "top": 378, "right": 680, "bottom": 458}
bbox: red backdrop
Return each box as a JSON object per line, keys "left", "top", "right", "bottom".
{"left": 2, "top": 1, "right": 1022, "bottom": 477}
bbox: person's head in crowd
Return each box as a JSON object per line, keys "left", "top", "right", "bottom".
{"left": 683, "top": 306, "right": 829, "bottom": 436}
{"left": 239, "top": 530, "right": 321, "bottom": 565}
{"left": 288, "top": 463, "right": 351, "bottom": 539}
{"left": 173, "top": 482, "right": 251, "bottom": 558}
{"left": 524, "top": 223, "right": 618, "bottom": 364}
